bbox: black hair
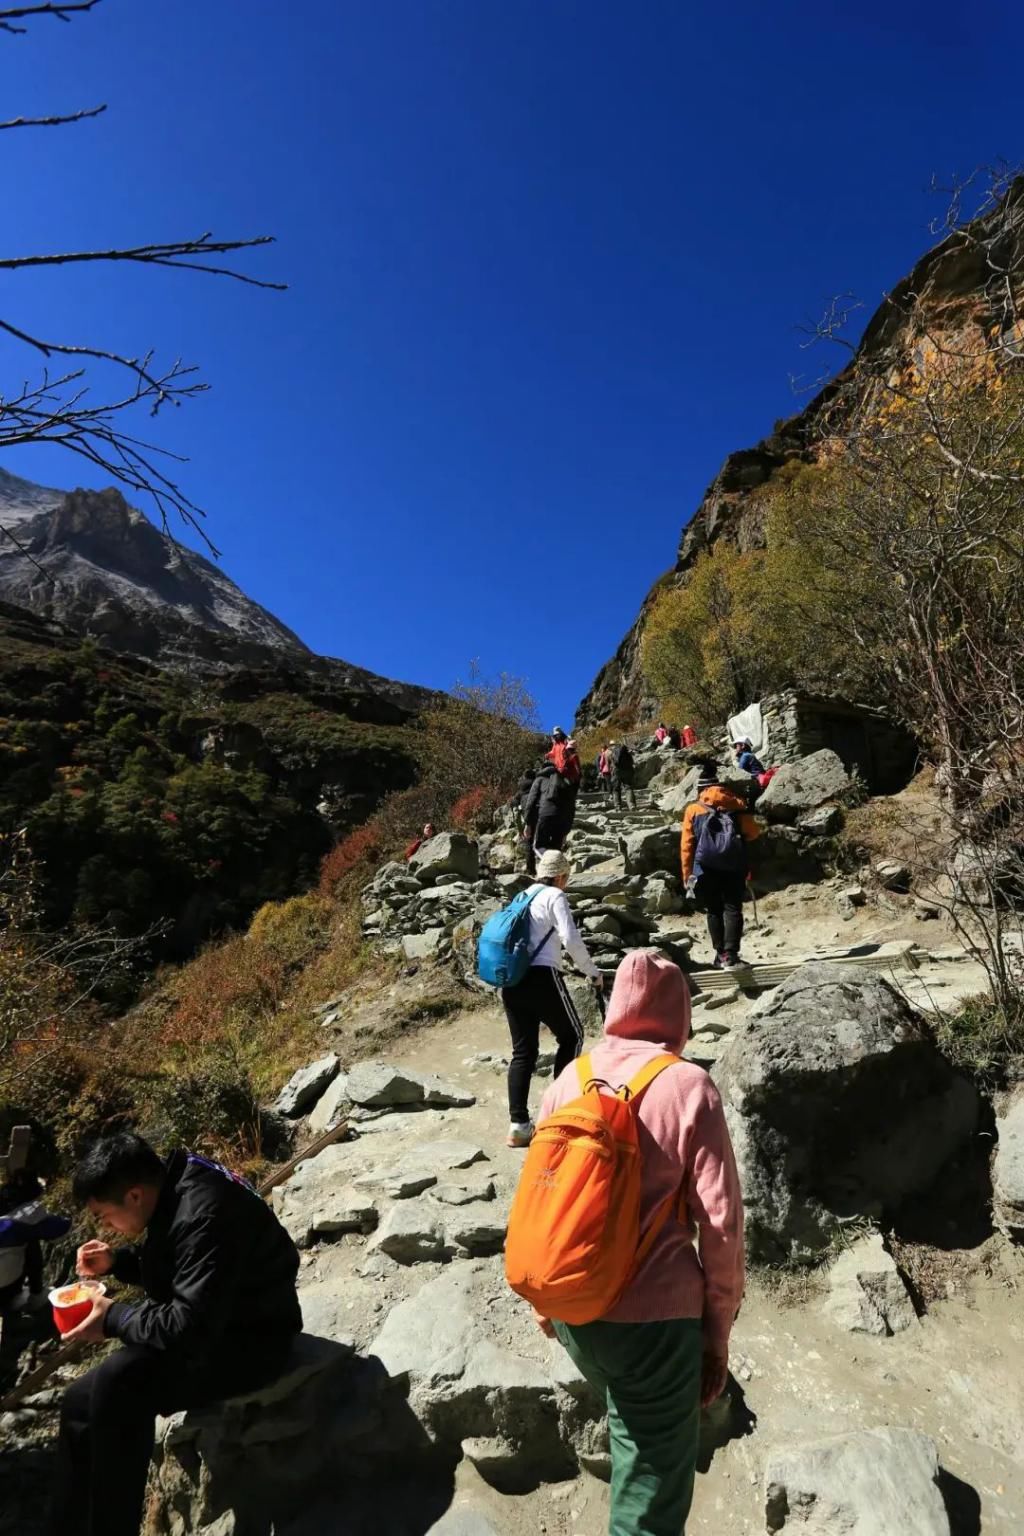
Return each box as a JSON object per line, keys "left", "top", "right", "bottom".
{"left": 72, "top": 1132, "right": 166, "bottom": 1206}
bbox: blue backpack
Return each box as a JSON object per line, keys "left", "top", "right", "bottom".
{"left": 477, "top": 886, "right": 555, "bottom": 988}
{"left": 694, "top": 807, "right": 747, "bottom": 874}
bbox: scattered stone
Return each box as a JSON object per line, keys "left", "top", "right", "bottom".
{"left": 764, "top": 1427, "right": 952, "bottom": 1534}
{"left": 307, "top": 1074, "right": 352, "bottom": 1135}
{"left": 272, "top": 1154, "right": 378, "bottom": 1248}
{"left": 914, "top": 899, "right": 940, "bottom": 920}
{"left": 273, "top": 1054, "right": 339, "bottom": 1118}
{"left": 875, "top": 858, "right": 911, "bottom": 892}
{"left": 368, "top": 1199, "right": 446, "bottom": 1263}
{"left": 994, "top": 1091, "right": 1024, "bottom": 1241}
{"left": 419, "top": 1073, "right": 476, "bottom": 1108}
{"left": 703, "top": 987, "right": 740, "bottom": 1010}
{"left": 432, "top": 1176, "right": 497, "bottom": 1205}
{"left": 796, "top": 804, "right": 843, "bottom": 835}
{"left": 642, "top": 873, "right": 685, "bottom": 915}
{"left": 566, "top": 870, "right": 628, "bottom": 898}
{"left": 409, "top": 832, "right": 480, "bottom": 884}
{"left": 583, "top": 913, "right": 621, "bottom": 936}
{"left": 443, "top": 1201, "right": 508, "bottom": 1257}
{"left": 823, "top": 1232, "right": 916, "bottom": 1335}
{"left": 758, "top": 750, "right": 851, "bottom": 824}
{"left": 402, "top": 929, "right": 447, "bottom": 960}
{"left": 838, "top": 884, "right": 866, "bottom": 905}
{"left": 715, "top": 964, "right": 978, "bottom": 1263}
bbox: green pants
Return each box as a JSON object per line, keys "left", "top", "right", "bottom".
{"left": 553, "top": 1317, "right": 702, "bottom": 1536}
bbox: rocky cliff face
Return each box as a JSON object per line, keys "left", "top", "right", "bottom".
{"left": 575, "top": 179, "right": 1024, "bottom": 729}
{"left": 0, "top": 468, "right": 312, "bottom": 668}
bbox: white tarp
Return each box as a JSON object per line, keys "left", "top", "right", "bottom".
{"left": 727, "top": 701, "right": 767, "bottom": 757}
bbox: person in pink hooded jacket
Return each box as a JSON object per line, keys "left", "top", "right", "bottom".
{"left": 536, "top": 948, "right": 745, "bottom": 1536}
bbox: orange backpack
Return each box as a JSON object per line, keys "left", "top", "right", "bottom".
{"left": 504, "top": 1051, "right": 684, "bottom": 1324}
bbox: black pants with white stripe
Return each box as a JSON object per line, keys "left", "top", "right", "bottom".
{"left": 501, "top": 965, "right": 584, "bottom": 1124}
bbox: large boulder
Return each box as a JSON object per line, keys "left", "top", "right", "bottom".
{"left": 149, "top": 1335, "right": 447, "bottom": 1534}
{"left": 758, "top": 749, "right": 850, "bottom": 824}
{"left": 657, "top": 766, "right": 700, "bottom": 816}
{"left": 994, "top": 1091, "right": 1024, "bottom": 1240}
{"left": 271, "top": 1145, "right": 379, "bottom": 1248}
{"left": 714, "top": 964, "right": 978, "bottom": 1264}
{"left": 764, "top": 1427, "right": 952, "bottom": 1534}
{"left": 620, "top": 825, "right": 680, "bottom": 877}
{"left": 370, "top": 1258, "right": 604, "bottom": 1492}
{"left": 410, "top": 833, "right": 480, "bottom": 884}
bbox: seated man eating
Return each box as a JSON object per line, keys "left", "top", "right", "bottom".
{"left": 47, "top": 1132, "right": 302, "bottom": 1536}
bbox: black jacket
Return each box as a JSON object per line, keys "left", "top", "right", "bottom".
{"left": 523, "top": 763, "right": 575, "bottom": 842}
{"left": 104, "top": 1150, "right": 301, "bottom": 1360}
{"left": 609, "top": 743, "right": 634, "bottom": 783}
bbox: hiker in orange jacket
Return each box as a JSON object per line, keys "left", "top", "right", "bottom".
{"left": 681, "top": 762, "right": 760, "bottom": 970}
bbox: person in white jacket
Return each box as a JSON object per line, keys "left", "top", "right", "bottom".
{"left": 499, "top": 849, "right": 604, "bottom": 1147}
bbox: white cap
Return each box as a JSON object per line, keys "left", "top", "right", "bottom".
{"left": 537, "top": 849, "right": 571, "bottom": 880}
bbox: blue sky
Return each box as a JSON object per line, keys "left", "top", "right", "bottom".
{"left": 1, "top": 0, "right": 1019, "bottom": 726}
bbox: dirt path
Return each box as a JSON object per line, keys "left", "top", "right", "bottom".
{"left": 325, "top": 986, "right": 1024, "bottom": 1536}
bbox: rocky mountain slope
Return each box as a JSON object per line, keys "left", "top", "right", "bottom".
{"left": 575, "top": 179, "right": 1024, "bottom": 728}
{"left": 0, "top": 467, "right": 314, "bottom": 669}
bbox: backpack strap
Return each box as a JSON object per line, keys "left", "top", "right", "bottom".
{"left": 575, "top": 1052, "right": 594, "bottom": 1093}
{"left": 624, "top": 1054, "right": 687, "bottom": 1273}
{"left": 624, "top": 1052, "right": 681, "bottom": 1100}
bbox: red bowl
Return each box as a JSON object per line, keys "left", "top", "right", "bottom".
{"left": 49, "top": 1280, "right": 106, "bottom": 1335}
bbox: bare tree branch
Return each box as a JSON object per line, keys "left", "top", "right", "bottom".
{"left": 0, "top": 231, "right": 287, "bottom": 290}
{"left": 0, "top": 0, "right": 100, "bottom": 33}
{"left": 0, "top": 102, "right": 106, "bottom": 129}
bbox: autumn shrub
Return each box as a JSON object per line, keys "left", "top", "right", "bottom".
{"left": 450, "top": 784, "right": 505, "bottom": 833}
{"left": 150, "top": 1054, "right": 262, "bottom": 1156}
{"left": 318, "top": 821, "right": 387, "bottom": 898}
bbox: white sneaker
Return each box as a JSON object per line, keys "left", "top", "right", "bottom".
{"left": 506, "top": 1122, "right": 535, "bottom": 1148}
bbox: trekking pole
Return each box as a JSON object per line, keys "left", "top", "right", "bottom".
{"left": 0, "top": 1118, "right": 350, "bottom": 1413}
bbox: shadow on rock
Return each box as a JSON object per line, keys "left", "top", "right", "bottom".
{"left": 938, "top": 1468, "right": 983, "bottom": 1536}
{"left": 696, "top": 1375, "right": 757, "bottom": 1475}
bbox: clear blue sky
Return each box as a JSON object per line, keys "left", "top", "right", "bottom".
{"left": 2, "top": 0, "right": 1019, "bottom": 726}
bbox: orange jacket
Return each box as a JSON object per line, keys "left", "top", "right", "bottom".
{"left": 680, "top": 786, "right": 760, "bottom": 882}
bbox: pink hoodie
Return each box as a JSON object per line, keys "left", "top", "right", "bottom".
{"left": 538, "top": 950, "right": 745, "bottom": 1346}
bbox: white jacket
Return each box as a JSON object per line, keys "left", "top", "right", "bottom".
{"left": 522, "top": 883, "right": 600, "bottom": 980}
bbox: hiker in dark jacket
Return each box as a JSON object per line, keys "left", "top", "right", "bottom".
{"left": 731, "top": 739, "right": 766, "bottom": 777}
{"left": 47, "top": 1133, "right": 301, "bottom": 1536}
{"left": 608, "top": 740, "right": 637, "bottom": 811}
{"left": 523, "top": 762, "right": 576, "bottom": 856}
{"left": 681, "top": 761, "right": 760, "bottom": 970}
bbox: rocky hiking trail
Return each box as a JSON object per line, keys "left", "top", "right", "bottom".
{"left": 5, "top": 748, "right": 1024, "bottom": 1535}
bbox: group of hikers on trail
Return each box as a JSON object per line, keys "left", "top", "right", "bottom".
{"left": 13, "top": 721, "right": 757, "bottom": 1536}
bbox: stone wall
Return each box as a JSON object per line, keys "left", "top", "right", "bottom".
{"left": 760, "top": 693, "right": 916, "bottom": 794}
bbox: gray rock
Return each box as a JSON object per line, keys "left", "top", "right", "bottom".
{"left": 657, "top": 766, "right": 701, "bottom": 816}
{"left": 620, "top": 825, "right": 680, "bottom": 877}
{"left": 418, "top": 1073, "right": 476, "bottom": 1108}
{"left": 764, "top": 1427, "right": 952, "bottom": 1533}
{"left": 402, "top": 929, "right": 447, "bottom": 960}
{"left": 914, "top": 898, "right": 940, "bottom": 920}
{"left": 583, "top": 912, "right": 621, "bottom": 936}
{"left": 410, "top": 832, "right": 480, "bottom": 884}
{"left": 994, "top": 1091, "right": 1024, "bottom": 1240}
{"left": 442, "top": 1200, "right": 508, "bottom": 1257}
{"left": 368, "top": 1199, "right": 446, "bottom": 1263}
{"left": 272, "top": 1148, "right": 378, "bottom": 1249}
{"left": 432, "top": 1176, "right": 497, "bottom": 1205}
{"left": 563, "top": 973, "right": 605, "bottom": 1038}
{"left": 428, "top": 1510, "right": 501, "bottom": 1535}
{"left": 642, "top": 873, "right": 685, "bottom": 915}
{"left": 875, "top": 858, "right": 910, "bottom": 891}
{"left": 797, "top": 804, "right": 843, "bottom": 835}
{"left": 273, "top": 1054, "right": 340, "bottom": 1118}
{"left": 307, "top": 1073, "right": 352, "bottom": 1134}
{"left": 371, "top": 1260, "right": 590, "bottom": 1490}
{"left": 345, "top": 1061, "right": 425, "bottom": 1108}
{"left": 566, "top": 870, "right": 629, "bottom": 898}
{"left": 715, "top": 964, "right": 978, "bottom": 1264}
{"left": 704, "top": 987, "right": 740, "bottom": 1010}
{"left": 758, "top": 750, "right": 850, "bottom": 824}
{"left": 823, "top": 1232, "right": 915, "bottom": 1335}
